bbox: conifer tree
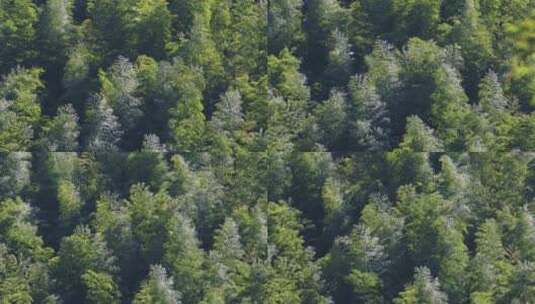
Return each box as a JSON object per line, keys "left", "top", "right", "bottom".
{"left": 210, "top": 90, "right": 245, "bottom": 138}
{"left": 0, "top": 152, "right": 31, "bottom": 200}
{"left": 303, "top": 0, "right": 347, "bottom": 86}
{"left": 131, "top": 0, "right": 172, "bottom": 59}
{"left": 127, "top": 185, "right": 176, "bottom": 265}
{"left": 478, "top": 71, "right": 509, "bottom": 118}
{"left": 125, "top": 134, "right": 169, "bottom": 192}
{"left": 163, "top": 214, "right": 205, "bottom": 304}
{"left": 349, "top": 75, "right": 391, "bottom": 150}
{"left": 87, "top": 0, "right": 137, "bottom": 59}
{"left": 99, "top": 57, "right": 143, "bottom": 145}
{"left": 42, "top": 104, "right": 80, "bottom": 152}
{"left": 180, "top": 12, "right": 224, "bottom": 94}
{"left": 324, "top": 29, "right": 353, "bottom": 87}
{"left": 268, "top": 0, "right": 304, "bottom": 54}
{"left": 313, "top": 90, "right": 347, "bottom": 149}
{"left": 53, "top": 226, "right": 117, "bottom": 302}
{"left": 167, "top": 62, "right": 206, "bottom": 152}
{"left": 449, "top": 0, "right": 495, "bottom": 99}
{"left": 437, "top": 155, "right": 466, "bottom": 199}
{"left": 469, "top": 219, "right": 512, "bottom": 302}
{"left": 394, "top": 267, "right": 448, "bottom": 304}
{"left": 62, "top": 43, "right": 95, "bottom": 110}
{"left": 268, "top": 49, "right": 310, "bottom": 138}
{"left": 0, "top": 68, "right": 43, "bottom": 151}
{"left": 430, "top": 63, "right": 472, "bottom": 149}
{"left": 0, "top": 0, "right": 38, "bottom": 73}
{"left": 85, "top": 94, "right": 123, "bottom": 152}
{"left": 38, "top": 0, "right": 74, "bottom": 66}
{"left": 391, "top": 0, "right": 441, "bottom": 44}
{"left": 387, "top": 117, "right": 441, "bottom": 193}
{"left": 57, "top": 179, "right": 83, "bottom": 232}
{"left": 333, "top": 225, "right": 388, "bottom": 303}
{"left": 348, "top": 1, "right": 375, "bottom": 61}
{"left": 82, "top": 270, "right": 121, "bottom": 304}
{"left": 133, "top": 265, "right": 181, "bottom": 304}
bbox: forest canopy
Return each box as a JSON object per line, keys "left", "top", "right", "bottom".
{"left": 2, "top": 0, "right": 535, "bottom": 303}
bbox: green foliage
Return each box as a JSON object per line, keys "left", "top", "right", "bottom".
{"left": 430, "top": 62, "right": 471, "bottom": 148}
{"left": 324, "top": 223, "right": 388, "bottom": 303}
{"left": 0, "top": 152, "right": 31, "bottom": 200}
{"left": 348, "top": 75, "right": 391, "bottom": 150}
{"left": 508, "top": 8, "right": 535, "bottom": 107}
{"left": 209, "top": 90, "right": 246, "bottom": 143}
{"left": 99, "top": 57, "right": 142, "bottom": 135}
{"left": 167, "top": 0, "right": 203, "bottom": 35}
{"left": 42, "top": 104, "right": 80, "bottom": 151}
{"left": 504, "top": 261, "right": 535, "bottom": 303}
{"left": 62, "top": 43, "right": 96, "bottom": 108}
{"left": 0, "top": 0, "right": 38, "bottom": 72}
{"left": 437, "top": 155, "right": 466, "bottom": 198}
{"left": 268, "top": 49, "right": 310, "bottom": 139}
{"left": 394, "top": 267, "right": 448, "bottom": 304}
{"left": 0, "top": 197, "right": 53, "bottom": 261}
{"left": 267, "top": 202, "right": 330, "bottom": 303}
{"left": 348, "top": 1, "right": 374, "bottom": 61}
{"left": 179, "top": 12, "right": 224, "bottom": 92}
{"left": 391, "top": 0, "right": 441, "bottom": 43}
{"left": 324, "top": 29, "right": 353, "bottom": 87}
{"left": 313, "top": 90, "right": 347, "bottom": 149}
{"left": 38, "top": 0, "right": 75, "bottom": 65}
{"left": 82, "top": 270, "right": 121, "bottom": 304}
{"left": 269, "top": 49, "right": 310, "bottom": 104}
{"left": 127, "top": 184, "right": 176, "bottom": 265}
{"left": 2, "top": 1, "right": 535, "bottom": 302}
{"left": 449, "top": 0, "right": 495, "bottom": 99}
{"left": 469, "top": 219, "right": 512, "bottom": 301}
{"left": 268, "top": 0, "right": 304, "bottom": 54}
{"left": 87, "top": 0, "right": 135, "bottom": 58}
{"left": 167, "top": 62, "right": 206, "bottom": 152}
{"left": 222, "top": 0, "right": 267, "bottom": 77}
{"left": 133, "top": 265, "right": 181, "bottom": 304}
{"left": 132, "top": 0, "right": 172, "bottom": 58}
{"left": 0, "top": 68, "right": 43, "bottom": 151}
{"left": 163, "top": 214, "right": 205, "bottom": 303}
{"left": 84, "top": 94, "right": 123, "bottom": 152}
{"left": 0, "top": 244, "right": 33, "bottom": 304}
{"left": 57, "top": 179, "right": 83, "bottom": 229}
{"left": 387, "top": 117, "right": 440, "bottom": 193}
{"left": 53, "top": 226, "right": 116, "bottom": 302}
{"left": 125, "top": 135, "right": 169, "bottom": 191}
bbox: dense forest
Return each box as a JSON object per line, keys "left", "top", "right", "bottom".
{"left": 3, "top": 0, "right": 535, "bottom": 303}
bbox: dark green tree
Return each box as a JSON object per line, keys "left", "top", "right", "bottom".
{"left": 0, "top": 0, "right": 38, "bottom": 73}
{"left": 0, "top": 68, "right": 43, "bottom": 151}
